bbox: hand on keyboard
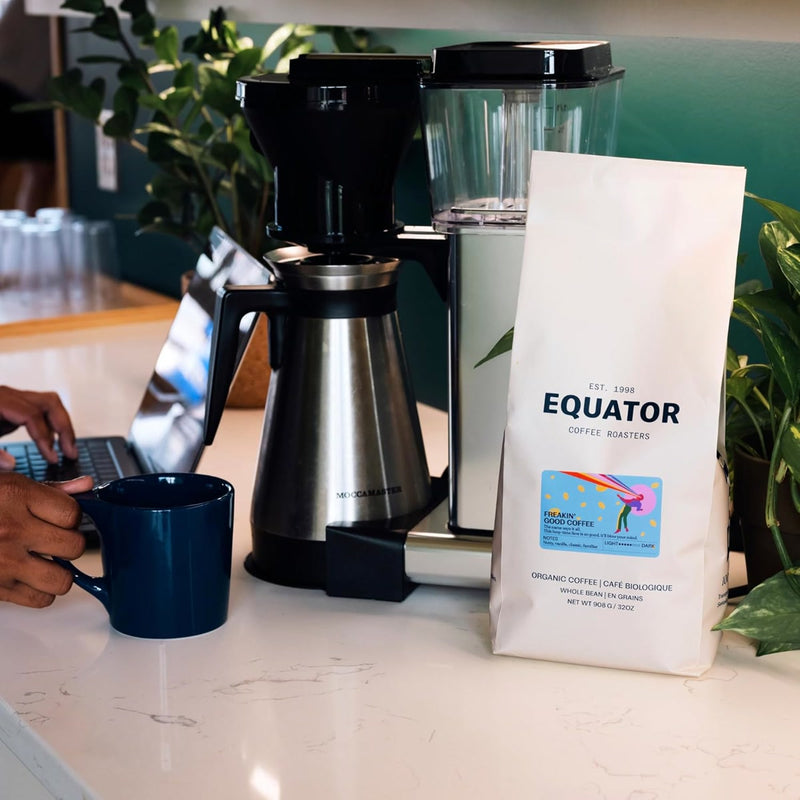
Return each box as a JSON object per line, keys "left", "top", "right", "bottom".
{"left": 2, "top": 440, "right": 114, "bottom": 484}
{"left": 0, "top": 386, "right": 78, "bottom": 465}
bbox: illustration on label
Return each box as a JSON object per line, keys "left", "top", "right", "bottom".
{"left": 540, "top": 471, "right": 662, "bottom": 557}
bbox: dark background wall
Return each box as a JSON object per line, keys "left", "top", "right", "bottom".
{"left": 61, "top": 19, "right": 800, "bottom": 409}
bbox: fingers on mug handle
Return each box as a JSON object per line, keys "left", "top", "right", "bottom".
{"left": 0, "top": 582, "right": 57, "bottom": 609}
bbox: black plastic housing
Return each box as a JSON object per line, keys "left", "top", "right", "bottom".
{"left": 237, "top": 54, "right": 431, "bottom": 250}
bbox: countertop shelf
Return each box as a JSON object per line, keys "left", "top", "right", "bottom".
{"left": 0, "top": 274, "right": 179, "bottom": 338}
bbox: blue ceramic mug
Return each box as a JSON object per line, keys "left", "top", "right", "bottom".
{"left": 57, "top": 473, "right": 234, "bottom": 639}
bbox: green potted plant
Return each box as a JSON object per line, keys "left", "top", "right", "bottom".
{"left": 711, "top": 192, "right": 800, "bottom": 655}
{"left": 40, "top": 0, "right": 390, "bottom": 257}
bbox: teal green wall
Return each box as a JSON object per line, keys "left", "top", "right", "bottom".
{"left": 62, "top": 22, "right": 800, "bottom": 408}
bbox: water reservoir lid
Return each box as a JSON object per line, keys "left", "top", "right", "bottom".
{"left": 424, "top": 41, "right": 623, "bottom": 84}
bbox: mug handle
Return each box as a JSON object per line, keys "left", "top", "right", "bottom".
{"left": 53, "top": 557, "right": 110, "bottom": 611}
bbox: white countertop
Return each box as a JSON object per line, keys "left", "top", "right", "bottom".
{"left": 1, "top": 319, "right": 800, "bottom": 800}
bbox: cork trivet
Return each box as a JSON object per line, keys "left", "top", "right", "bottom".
{"left": 226, "top": 312, "right": 271, "bottom": 408}
{"left": 181, "top": 271, "right": 270, "bottom": 409}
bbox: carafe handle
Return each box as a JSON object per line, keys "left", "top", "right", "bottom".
{"left": 204, "top": 284, "right": 289, "bottom": 445}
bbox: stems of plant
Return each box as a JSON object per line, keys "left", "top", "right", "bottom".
{"left": 767, "top": 403, "right": 800, "bottom": 596}
{"left": 736, "top": 396, "right": 768, "bottom": 457}
{"left": 790, "top": 478, "right": 800, "bottom": 517}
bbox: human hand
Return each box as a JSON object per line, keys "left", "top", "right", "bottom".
{"left": 0, "top": 386, "right": 78, "bottom": 468}
{"left": 0, "top": 473, "right": 93, "bottom": 608}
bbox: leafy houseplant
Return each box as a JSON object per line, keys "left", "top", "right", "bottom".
{"left": 715, "top": 192, "right": 800, "bottom": 655}
{"left": 44, "top": 0, "right": 390, "bottom": 258}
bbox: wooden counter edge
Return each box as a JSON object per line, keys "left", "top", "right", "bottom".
{"left": 0, "top": 297, "right": 179, "bottom": 337}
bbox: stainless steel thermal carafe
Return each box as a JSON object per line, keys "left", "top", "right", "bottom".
{"left": 204, "top": 246, "right": 431, "bottom": 588}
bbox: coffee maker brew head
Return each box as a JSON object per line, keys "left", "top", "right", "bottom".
{"left": 236, "top": 53, "right": 431, "bottom": 252}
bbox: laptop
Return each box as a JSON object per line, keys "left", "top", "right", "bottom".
{"left": 2, "top": 226, "right": 272, "bottom": 487}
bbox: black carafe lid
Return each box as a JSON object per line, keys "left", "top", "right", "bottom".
{"left": 238, "top": 54, "right": 430, "bottom": 250}
{"left": 423, "top": 41, "right": 623, "bottom": 86}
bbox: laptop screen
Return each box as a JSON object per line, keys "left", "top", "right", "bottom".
{"left": 126, "top": 227, "right": 272, "bottom": 473}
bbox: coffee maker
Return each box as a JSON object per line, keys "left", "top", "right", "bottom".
{"left": 205, "top": 44, "right": 625, "bottom": 600}
{"left": 203, "top": 54, "right": 448, "bottom": 595}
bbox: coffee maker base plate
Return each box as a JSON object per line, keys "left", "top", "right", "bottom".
{"left": 244, "top": 534, "right": 327, "bottom": 590}
{"left": 244, "top": 526, "right": 417, "bottom": 601}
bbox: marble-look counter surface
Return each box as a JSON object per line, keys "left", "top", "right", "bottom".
{"left": 1, "top": 320, "right": 799, "bottom": 799}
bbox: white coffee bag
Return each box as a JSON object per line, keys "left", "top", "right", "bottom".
{"left": 490, "top": 151, "right": 746, "bottom": 676}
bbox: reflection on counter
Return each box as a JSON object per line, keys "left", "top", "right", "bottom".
{"left": 0, "top": 206, "right": 179, "bottom": 335}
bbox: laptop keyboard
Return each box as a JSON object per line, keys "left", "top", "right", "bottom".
{"left": 3, "top": 439, "right": 124, "bottom": 484}
{"left": 1, "top": 439, "right": 127, "bottom": 546}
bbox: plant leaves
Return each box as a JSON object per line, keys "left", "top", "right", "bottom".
{"left": 119, "top": 0, "right": 155, "bottom": 38}
{"left": 760, "top": 314, "right": 800, "bottom": 404}
{"left": 182, "top": 8, "right": 237, "bottom": 59}
{"left": 47, "top": 70, "right": 104, "bottom": 120}
{"left": 733, "top": 289, "right": 800, "bottom": 350}
{"left": 781, "top": 423, "right": 800, "bottom": 480}
{"left": 87, "top": 7, "right": 122, "bottom": 41}
{"left": 209, "top": 142, "right": 241, "bottom": 170}
{"left": 227, "top": 48, "right": 264, "bottom": 81}
{"left": 748, "top": 192, "right": 800, "bottom": 243}
{"left": 262, "top": 23, "right": 296, "bottom": 61}
{"left": 755, "top": 639, "right": 800, "bottom": 656}
{"left": 733, "top": 278, "right": 764, "bottom": 298}
{"left": 137, "top": 199, "right": 172, "bottom": 224}
{"left": 103, "top": 111, "right": 134, "bottom": 138}
{"left": 153, "top": 26, "right": 180, "bottom": 65}
{"left": 147, "top": 177, "right": 195, "bottom": 221}
{"left": 139, "top": 120, "right": 181, "bottom": 137}
{"left": 329, "top": 27, "right": 358, "bottom": 52}
{"left": 112, "top": 85, "right": 138, "bottom": 118}
{"left": 47, "top": 5, "right": 389, "bottom": 261}
{"left": 77, "top": 55, "right": 127, "bottom": 65}
{"left": 475, "top": 328, "right": 514, "bottom": 368}
{"left": 130, "top": 10, "right": 155, "bottom": 38}
{"left": 199, "top": 69, "right": 238, "bottom": 118}
{"left": 9, "top": 99, "right": 55, "bottom": 113}
{"left": 119, "top": 0, "right": 148, "bottom": 17}
{"left": 137, "top": 93, "right": 166, "bottom": 113}
{"left": 292, "top": 24, "right": 318, "bottom": 38}
{"left": 231, "top": 123, "right": 271, "bottom": 179}
{"left": 118, "top": 60, "right": 149, "bottom": 93}
{"left": 713, "top": 570, "right": 800, "bottom": 654}
{"left": 60, "top": 0, "right": 105, "bottom": 13}
{"left": 146, "top": 129, "right": 191, "bottom": 165}
{"left": 161, "top": 86, "right": 193, "bottom": 117}
{"left": 726, "top": 374, "right": 755, "bottom": 405}
{"left": 758, "top": 220, "right": 795, "bottom": 299}
{"left": 173, "top": 61, "right": 195, "bottom": 90}
{"left": 776, "top": 245, "right": 800, "bottom": 296}
{"left": 275, "top": 41, "right": 314, "bottom": 74}
{"left": 726, "top": 346, "right": 744, "bottom": 373}
{"left": 166, "top": 138, "right": 204, "bottom": 161}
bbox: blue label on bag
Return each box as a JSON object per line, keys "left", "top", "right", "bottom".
{"left": 540, "top": 471, "right": 662, "bottom": 557}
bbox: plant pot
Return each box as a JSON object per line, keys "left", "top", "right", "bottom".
{"left": 733, "top": 448, "right": 800, "bottom": 589}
